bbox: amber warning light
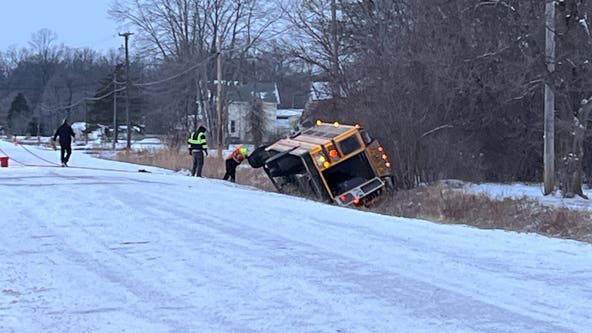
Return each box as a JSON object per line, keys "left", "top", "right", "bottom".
{"left": 377, "top": 146, "right": 392, "bottom": 168}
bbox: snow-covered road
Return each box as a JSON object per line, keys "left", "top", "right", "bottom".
{"left": 1, "top": 140, "right": 591, "bottom": 332}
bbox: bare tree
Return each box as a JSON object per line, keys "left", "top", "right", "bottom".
{"left": 29, "top": 29, "right": 63, "bottom": 87}
{"left": 39, "top": 48, "right": 108, "bottom": 133}
{"left": 109, "top": 0, "right": 279, "bottom": 147}
{"left": 561, "top": 98, "right": 592, "bottom": 198}
{"left": 554, "top": 0, "right": 592, "bottom": 197}
{"left": 285, "top": 0, "right": 551, "bottom": 188}
{"left": 281, "top": 0, "right": 345, "bottom": 100}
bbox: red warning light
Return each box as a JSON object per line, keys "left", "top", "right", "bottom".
{"left": 329, "top": 149, "right": 338, "bottom": 158}
{"left": 378, "top": 146, "right": 384, "bottom": 152}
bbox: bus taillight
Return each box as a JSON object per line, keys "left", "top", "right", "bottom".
{"left": 339, "top": 193, "right": 355, "bottom": 204}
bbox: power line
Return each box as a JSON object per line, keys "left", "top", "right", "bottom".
{"left": 132, "top": 53, "right": 218, "bottom": 88}
{"left": 38, "top": 87, "right": 126, "bottom": 113}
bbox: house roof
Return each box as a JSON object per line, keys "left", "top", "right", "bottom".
{"left": 226, "top": 82, "right": 280, "bottom": 104}
{"left": 276, "top": 108, "right": 303, "bottom": 118}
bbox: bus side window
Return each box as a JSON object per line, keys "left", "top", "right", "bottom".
{"left": 339, "top": 135, "right": 361, "bottom": 155}
{"left": 360, "top": 130, "right": 372, "bottom": 145}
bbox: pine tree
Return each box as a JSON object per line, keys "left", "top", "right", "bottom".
{"left": 87, "top": 64, "right": 145, "bottom": 134}
{"left": 7, "top": 93, "right": 32, "bottom": 135}
{"left": 87, "top": 65, "right": 125, "bottom": 126}
{"left": 26, "top": 117, "right": 42, "bottom": 137}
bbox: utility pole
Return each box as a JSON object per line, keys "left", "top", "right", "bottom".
{"left": 216, "top": 35, "right": 223, "bottom": 158}
{"left": 84, "top": 102, "right": 88, "bottom": 145}
{"left": 330, "top": 0, "right": 340, "bottom": 113}
{"left": 331, "top": 0, "right": 339, "bottom": 90}
{"left": 119, "top": 32, "right": 133, "bottom": 150}
{"left": 544, "top": 0, "right": 555, "bottom": 195}
{"left": 112, "top": 69, "right": 118, "bottom": 150}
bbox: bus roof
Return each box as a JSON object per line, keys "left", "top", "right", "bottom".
{"left": 267, "top": 123, "right": 358, "bottom": 155}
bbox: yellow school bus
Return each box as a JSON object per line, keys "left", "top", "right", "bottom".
{"left": 248, "top": 121, "right": 393, "bottom": 207}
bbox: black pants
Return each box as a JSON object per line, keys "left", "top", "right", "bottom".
{"left": 223, "top": 159, "right": 240, "bottom": 182}
{"left": 60, "top": 144, "right": 72, "bottom": 164}
{"left": 191, "top": 150, "right": 205, "bottom": 177}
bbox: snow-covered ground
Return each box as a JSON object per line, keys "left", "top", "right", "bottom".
{"left": 1, "top": 140, "right": 591, "bottom": 333}
{"left": 467, "top": 182, "right": 592, "bottom": 212}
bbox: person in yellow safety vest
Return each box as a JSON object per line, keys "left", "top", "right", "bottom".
{"left": 187, "top": 126, "right": 208, "bottom": 177}
{"left": 223, "top": 146, "right": 248, "bottom": 182}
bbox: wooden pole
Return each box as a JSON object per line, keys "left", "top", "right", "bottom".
{"left": 217, "top": 35, "right": 223, "bottom": 158}
{"left": 544, "top": 0, "right": 555, "bottom": 195}
{"left": 119, "top": 32, "right": 133, "bottom": 150}
{"left": 112, "top": 70, "right": 118, "bottom": 150}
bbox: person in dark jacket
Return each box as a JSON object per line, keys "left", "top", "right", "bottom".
{"left": 187, "top": 126, "right": 208, "bottom": 177}
{"left": 223, "top": 146, "right": 248, "bottom": 183}
{"left": 53, "top": 119, "right": 76, "bottom": 167}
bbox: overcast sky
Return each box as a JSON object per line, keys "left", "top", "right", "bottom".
{"left": 0, "top": 0, "right": 122, "bottom": 52}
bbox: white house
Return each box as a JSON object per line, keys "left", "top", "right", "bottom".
{"left": 71, "top": 122, "right": 108, "bottom": 142}
{"left": 225, "top": 82, "right": 280, "bottom": 144}
{"left": 276, "top": 108, "right": 304, "bottom": 137}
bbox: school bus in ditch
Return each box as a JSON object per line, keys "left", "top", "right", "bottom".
{"left": 247, "top": 121, "right": 393, "bottom": 207}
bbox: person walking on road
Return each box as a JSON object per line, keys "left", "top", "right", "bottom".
{"left": 53, "top": 118, "right": 75, "bottom": 167}
{"left": 187, "top": 126, "right": 208, "bottom": 177}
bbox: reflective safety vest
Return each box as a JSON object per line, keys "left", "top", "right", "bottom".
{"left": 187, "top": 131, "right": 207, "bottom": 150}
{"left": 227, "top": 146, "right": 247, "bottom": 163}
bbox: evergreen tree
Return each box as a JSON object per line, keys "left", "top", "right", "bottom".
{"left": 87, "top": 64, "right": 125, "bottom": 126}
{"left": 26, "top": 116, "right": 42, "bottom": 137}
{"left": 7, "top": 93, "right": 32, "bottom": 135}
{"left": 87, "top": 64, "right": 145, "bottom": 133}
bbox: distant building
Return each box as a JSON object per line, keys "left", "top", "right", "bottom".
{"left": 276, "top": 108, "right": 304, "bottom": 137}
{"left": 71, "top": 122, "right": 108, "bottom": 142}
{"left": 225, "top": 82, "right": 280, "bottom": 144}
{"left": 300, "top": 81, "right": 346, "bottom": 129}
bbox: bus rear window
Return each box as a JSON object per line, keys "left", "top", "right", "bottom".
{"left": 339, "top": 135, "right": 361, "bottom": 155}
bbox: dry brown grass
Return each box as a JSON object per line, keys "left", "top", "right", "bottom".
{"left": 374, "top": 181, "right": 592, "bottom": 243}
{"left": 114, "top": 148, "right": 276, "bottom": 190}
{"left": 113, "top": 148, "right": 592, "bottom": 244}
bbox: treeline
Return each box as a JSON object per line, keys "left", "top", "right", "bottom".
{"left": 291, "top": 0, "right": 592, "bottom": 195}
{"left": 0, "top": 29, "right": 121, "bottom": 136}
{"left": 1, "top": 0, "right": 591, "bottom": 195}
